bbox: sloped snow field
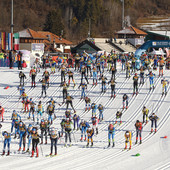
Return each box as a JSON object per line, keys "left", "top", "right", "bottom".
{"left": 0, "top": 63, "right": 169, "bottom": 170}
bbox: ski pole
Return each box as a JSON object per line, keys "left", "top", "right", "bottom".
{"left": 39, "top": 143, "right": 43, "bottom": 156}
{"left": 72, "top": 131, "right": 76, "bottom": 143}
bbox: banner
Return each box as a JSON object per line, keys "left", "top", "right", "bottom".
{"left": 8, "top": 33, "right": 13, "bottom": 50}
{"left": 14, "top": 33, "right": 19, "bottom": 50}
{"left": 0, "top": 32, "right": 1, "bottom": 50}
{"left": 1, "top": 32, "right": 6, "bottom": 50}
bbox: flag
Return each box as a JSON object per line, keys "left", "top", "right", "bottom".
{"left": 14, "top": 32, "right": 19, "bottom": 50}
{"left": 6, "top": 32, "right": 9, "bottom": 50}
{"left": 1, "top": 32, "right": 6, "bottom": 50}
{"left": 8, "top": 33, "right": 13, "bottom": 50}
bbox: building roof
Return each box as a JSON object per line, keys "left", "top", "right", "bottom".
{"left": 17, "top": 28, "right": 47, "bottom": 39}
{"left": 147, "top": 31, "right": 170, "bottom": 38}
{"left": 72, "top": 39, "right": 101, "bottom": 53}
{"left": 38, "top": 31, "right": 73, "bottom": 45}
{"left": 116, "top": 26, "right": 147, "bottom": 35}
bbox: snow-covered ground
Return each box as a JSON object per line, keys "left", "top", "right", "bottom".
{"left": 0, "top": 63, "right": 169, "bottom": 170}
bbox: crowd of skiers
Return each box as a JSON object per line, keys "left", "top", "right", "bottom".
{"left": 0, "top": 50, "right": 169, "bottom": 157}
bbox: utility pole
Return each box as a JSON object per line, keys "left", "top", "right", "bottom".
{"left": 11, "top": 0, "right": 14, "bottom": 34}
{"left": 122, "top": 0, "right": 124, "bottom": 29}
{"left": 88, "top": 18, "right": 91, "bottom": 38}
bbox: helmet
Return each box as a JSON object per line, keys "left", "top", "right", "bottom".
{"left": 28, "top": 124, "right": 32, "bottom": 128}
{"left": 67, "top": 93, "right": 70, "bottom": 96}
{"left": 49, "top": 102, "right": 52, "bottom": 105}
{"left": 3, "top": 131, "right": 8, "bottom": 136}
{"left": 19, "top": 121, "right": 23, "bottom": 126}
{"left": 51, "top": 97, "right": 53, "bottom": 101}
{"left": 39, "top": 101, "right": 41, "bottom": 104}
{"left": 30, "top": 98, "right": 32, "bottom": 101}
{"left": 143, "top": 106, "right": 146, "bottom": 109}
{"left": 135, "top": 73, "right": 137, "bottom": 76}
{"left": 20, "top": 71, "right": 22, "bottom": 73}
{"left": 136, "top": 120, "right": 140, "bottom": 123}
{"left": 41, "top": 119, "right": 45, "bottom": 123}
{"left": 13, "top": 110, "right": 16, "bottom": 113}
{"left": 32, "top": 128, "right": 36, "bottom": 133}
{"left": 87, "top": 127, "right": 90, "bottom": 131}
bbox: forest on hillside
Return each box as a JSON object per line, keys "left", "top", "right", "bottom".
{"left": 0, "top": 0, "right": 170, "bottom": 42}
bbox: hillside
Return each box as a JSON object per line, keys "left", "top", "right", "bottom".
{"left": 0, "top": 0, "right": 170, "bottom": 42}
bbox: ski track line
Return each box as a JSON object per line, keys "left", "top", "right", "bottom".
{"left": 46, "top": 70, "right": 167, "bottom": 167}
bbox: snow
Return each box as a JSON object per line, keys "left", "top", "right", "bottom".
{"left": 0, "top": 63, "right": 169, "bottom": 170}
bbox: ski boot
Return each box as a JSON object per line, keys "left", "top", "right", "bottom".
{"left": 86, "top": 143, "right": 89, "bottom": 147}
{"left": 96, "top": 128, "right": 98, "bottom": 135}
{"left": 23, "top": 147, "right": 25, "bottom": 151}
{"left": 31, "top": 151, "right": 34, "bottom": 157}
{"left": 140, "top": 140, "right": 142, "bottom": 144}
{"left": 84, "top": 137, "right": 87, "bottom": 141}
{"left": 14, "top": 134, "right": 17, "bottom": 139}
{"left": 7, "top": 151, "right": 10, "bottom": 156}
{"left": 112, "top": 142, "right": 115, "bottom": 147}
{"left": 26, "top": 148, "right": 29, "bottom": 152}
{"left": 2, "top": 151, "right": 5, "bottom": 156}
{"left": 135, "top": 140, "right": 138, "bottom": 144}
{"left": 18, "top": 147, "right": 21, "bottom": 151}
{"left": 45, "top": 141, "right": 47, "bottom": 144}
{"left": 91, "top": 142, "right": 93, "bottom": 147}
{"left": 126, "top": 106, "right": 128, "bottom": 109}
{"left": 155, "top": 129, "right": 157, "bottom": 133}
{"left": 88, "top": 107, "right": 91, "bottom": 111}
{"left": 108, "top": 142, "right": 110, "bottom": 147}
{"left": 129, "top": 146, "right": 131, "bottom": 150}
{"left": 80, "top": 137, "right": 83, "bottom": 141}
{"left": 85, "top": 108, "right": 87, "bottom": 111}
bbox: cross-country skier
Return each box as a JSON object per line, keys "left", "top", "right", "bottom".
{"left": 66, "top": 93, "right": 76, "bottom": 113}
{"left": 124, "top": 131, "right": 132, "bottom": 150}
{"left": 47, "top": 102, "right": 55, "bottom": 124}
{"left": 98, "top": 104, "right": 104, "bottom": 121}
{"left": 92, "top": 66, "right": 97, "bottom": 86}
{"left": 65, "top": 110, "right": 72, "bottom": 120}
{"left": 146, "top": 71, "right": 155, "bottom": 90}
{"left": 28, "top": 98, "right": 36, "bottom": 121}
{"left": 29, "top": 67, "right": 37, "bottom": 87}
{"left": 49, "top": 128, "right": 61, "bottom": 156}
{"left": 0, "top": 105, "right": 5, "bottom": 122}
{"left": 80, "top": 120, "right": 90, "bottom": 141}
{"left": 18, "top": 121, "right": 27, "bottom": 151}
{"left": 99, "top": 74, "right": 107, "bottom": 93}
{"left": 85, "top": 96, "right": 91, "bottom": 111}
{"left": 60, "top": 64, "right": 67, "bottom": 86}
{"left": 86, "top": 127, "right": 94, "bottom": 147}
{"left": 26, "top": 124, "right": 33, "bottom": 152}
{"left": 161, "top": 78, "right": 169, "bottom": 95}
{"left": 91, "top": 103, "right": 97, "bottom": 117}
{"left": 149, "top": 113, "right": 159, "bottom": 133}
{"left": 11, "top": 110, "right": 21, "bottom": 133}
{"left": 158, "top": 57, "right": 165, "bottom": 77}
{"left": 78, "top": 80, "right": 87, "bottom": 99}
{"left": 108, "top": 77, "right": 116, "bottom": 98}
{"left": 40, "top": 119, "right": 48, "bottom": 144}
{"left": 139, "top": 66, "right": 145, "bottom": 85}
{"left": 19, "top": 71, "right": 26, "bottom": 86}
{"left": 142, "top": 106, "right": 149, "bottom": 124}
{"left": 43, "top": 69, "right": 50, "bottom": 88}
{"left": 31, "top": 127, "right": 40, "bottom": 157}
{"left": 115, "top": 111, "right": 122, "bottom": 124}
{"left": 123, "top": 94, "right": 128, "bottom": 109}
{"left": 40, "top": 76, "right": 47, "bottom": 97}
{"left": 37, "top": 101, "right": 44, "bottom": 124}
{"left": 135, "top": 120, "right": 143, "bottom": 144}
{"left": 73, "top": 114, "right": 80, "bottom": 130}
{"left": 108, "top": 124, "right": 115, "bottom": 147}
{"left": 133, "top": 73, "right": 139, "bottom": 95}
{"left": 74, "top": 53, "right": 80, "bottom": 71}
{"left": 64, "top": 118, "right": 73, "bottom": 147}
{"left": 62, "top": 82, "right": 68, "bottom": 103}
{"left": 81, "top": 65, "right": 89, "bottom": 84}
{"left": 67, "top": 68, "right": 76, "bottom": 87}
{"left": 13, "top": 119, "right": 19, "bottom": 139}
{"left": 92, "top": 116, "right": 99, "bottom": 135}
{"left": 2, "top": 131, "right": 11, "bottom": 156}
{"left": 125, "top": 61, "right": 131, "bottom": 78}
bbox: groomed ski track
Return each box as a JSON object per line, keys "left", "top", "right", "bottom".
{"left": 0, "top": 62, "right": 169, "bottom": 170}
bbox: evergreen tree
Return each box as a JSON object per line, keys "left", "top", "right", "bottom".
{"left": 43, "top": 9, "right": 65, "bottom": 36}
